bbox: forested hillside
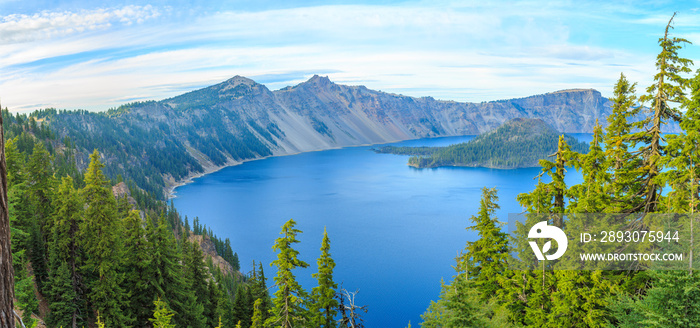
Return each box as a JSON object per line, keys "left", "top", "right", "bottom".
{"left": 420, "top": 15, "right": 700, "bottom": 327}
{"left": 376, "top": 118, "right": 589, "bottom": 168}
{"left": 3, "top": 116, "right": 357, "bottom": 327}
{"left": 26, "top": 75, "right": 633, "bottom": 199}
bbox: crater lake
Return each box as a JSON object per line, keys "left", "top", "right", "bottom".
{"left": 172, "top": 135, "right": 588, "bottom": 327}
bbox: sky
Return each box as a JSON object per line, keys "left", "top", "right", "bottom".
{"left": 1, "top": 0, "right": 700, "bottom": 112}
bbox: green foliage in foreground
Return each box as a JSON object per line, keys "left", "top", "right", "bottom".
{"left": 5, "top": 131, "right": 249, "bottom": 327}
{"left": 420, "top": 15, "right": 700, "bottom": 328}
{"left": 6, "top": 115, "right": 355, "bottom": 327}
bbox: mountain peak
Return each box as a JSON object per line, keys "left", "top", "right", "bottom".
{"left": 224, "top": 75, "right": 258, "bottom": 87}
{"left": 306, "top": 74, "right": 333, "bottom": 86}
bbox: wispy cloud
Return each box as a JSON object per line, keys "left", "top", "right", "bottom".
{"left": 0, "top": 5, "right": 160, "bottom": 44}
{"left": 0, "top": 1, "right": 698, "bottom": 112}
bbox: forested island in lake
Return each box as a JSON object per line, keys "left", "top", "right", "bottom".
{"left": 375, "top": 118, "right": 589, "bottom": 169}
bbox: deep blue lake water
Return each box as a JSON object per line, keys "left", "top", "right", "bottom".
{"left": 173, "top": 135, "right": 589, "bottom": 327}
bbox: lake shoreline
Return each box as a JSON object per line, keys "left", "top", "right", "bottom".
{"left": 165, "top": 136, "right": 464, "bottom": 199}
{"left": 170, "top": 134, "right": 578, "bottom": 328}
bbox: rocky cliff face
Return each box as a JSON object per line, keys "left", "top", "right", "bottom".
{"left": 111, "top": 182, "right": 138, "bottom": 209}
{"left": 44, "top": 75, "right": 664, "bottom": 197}
{"left": 157, "top": 75, "right": 616, "bottom": 157}
{"left": 188, "top": 234, "right": 237, "bottom": 278}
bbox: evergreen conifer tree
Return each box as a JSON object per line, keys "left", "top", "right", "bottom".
{"left": 250, "top": 261, "right": 271, "bottom": 324}
{"left": 421, "top": 188, "right": 510, "bottom": 327}
{"left": 47, "top": 176, "right": 85, "bottom": 328}
{"left": 146, "top": 213, "right": 205, "bottom": 328}
{"left": 311, "top": 227, "right": 338, "bottom": 328}
{"left": 150, "top": 298, "right": 176, "bottom": 328}
{"left": 183, "top": 240, "right": 213, "bottom": 326}
{"left": 569, "top": 122, "right": 610, "bottom": 213}
{"left": 26, "top": 142, "right": 55, "bottom": 290}
{"left": 80, "top": 149, "right": 129, "bottom": 327}
{"left": 634, "top": 13, "right": 693, "bottom": 214}
{"left": 251, "top": 298, "right": 264, "bottom": 328}
{"left": 122, "top": 209, "right": 155, "bottom": 326}
{"left": 605, "top": 73, "right": 642, "bottom": 212}
{"left": 232, "top": 285, "right": 252, "bottom": 327}
{"left": 268, "top": 219, "right": 310, "bottom": 328}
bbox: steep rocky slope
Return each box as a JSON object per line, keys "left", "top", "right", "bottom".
{"left": 38, "top": 75, "right": 655, "bottom": 197}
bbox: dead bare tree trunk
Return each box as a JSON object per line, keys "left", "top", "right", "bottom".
{"left": 337, "top": 288, "right": 367, "bottom": 328}
{"left": 0, "top": 106, "right": 16, "bottom": 327}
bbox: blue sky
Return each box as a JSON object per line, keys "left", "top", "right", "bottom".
{"left": 1, "top": 0, "right": 699, "bottom": 112}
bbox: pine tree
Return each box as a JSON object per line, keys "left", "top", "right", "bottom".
{"left": 183, "top": 240, "right": 213, "bottom": 327}
{"left": 462, "top": 188, "right": 508, "bottom": 299}
{"left": 250, "top": 261, "right": 271, "bottom": 324}
{"left": 663, "top": 69, "right": 700, "bottom": 215}
{"left": 47, "top": 176, "right": 85, "bottom": 328}
{"left": 516, "top": 135, "right": 571, "bottom": 222}
{"left": 251, "top": 298, "right": 264, "bottom": 328}
{"left": 208, "top": 279, "right": 229, "bottom": 328}
{"left": 26, "top": 142, "right": 55, "bottom": 290}
{"left": 268, "top": 219, "right": 310, "bottom": 328}
{"left": 5, "top": 138, "right": 24, "bottom": 189}
{"left": 5, "top": 137, "right": 35, "bottom": 328}
{"left": 146, "top": 213, "right": 205, "bottom": 328}
{"left": 616, "top": 271, "right": 700, "bottom": 327}
{"left": 150, "top": 298, "right": 176, "bottom": 328}
{"left": 47, "top": 261, "right": 80, "bottom": 328}
{"left": 605, "top": 73, "right": 642, "bottom": 212}
{"left": 504, "top": 139, "right": 573, "bottom": 326}
{"left": 550, "top": 135, "right": 570, "bottom": 220}
{"left": 548, "top": 124, "right": 626, "bottom": 327}
{"left": 122, "top": 209, "right": 154, "bottom": 326}
{"left": 421, "top": 188, "right": 510, "bottom": 327}
{"left": 633, "top": 12, "right": 693, "bottom": 214}
{"left": 569, "top": 121, "right": 610, "bottom": 213}
{"left": 80, "top": 149, "right": 129, "bottom": 327}
{"left": 26, "top": 141, "right": 55, "bottom": 229}
{"left": 232, "top": 285, "right": 252, "bottom": 327}
{"left": 311, "top": 227, "right": 338, "bottom": 328}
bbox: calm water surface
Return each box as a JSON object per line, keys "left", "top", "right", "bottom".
{"left": 173, "top": 135, "right": 587, "bottom": 327}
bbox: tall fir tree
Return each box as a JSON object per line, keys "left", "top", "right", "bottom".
{"left": 663, "top": 68, "right": 700, "bottom": 215}
{"left": 268, "top": 219, "right": 310, "bottom": 328}
{"left": 634, "top": 12, "right": 693, "bottom": 214}
{"left": 26, "top": 141, "right": 55, "bottom": 230}
{"left": 146, "top": 213, "right": 205, "bottom": 328}
{"left": 605, "top": 73, "right": 642, "bottom": 213}
{"left": 311, "top": 227, "right": 338, "bottom": 328}
{"left": 183, "top": 239, "right": 213, "bottom": 327}
{"left": 4, "top": 138, "right": 24, "bottom": 189}
{"left": 26, "top": 142, "right": 55, "bottom": 291}
{"left": 232, "top": 285, "right": 252, "bottom": 327}
{"left": 569, "top": 121, "right": 610, "bottom": 213}
{"left": 250, "top": 261, "right": 271, "bottom": 324}
{"left": 122, "top": 209, "right": 155, "bottom": 326}
{"left": 251, "top": 298, "right": 265, "bottom": 328}
{"left": 422, "top": 188, "right": 510, "bottom": 328}
{"left": 503, "top": 138, "right": 574, "bottom": 326}
{"left": 150, "top": 298, "right": 176, "bottom": 328}
{"left": 80, "top": 149, "right": 129, "bottom": 327}
{"left": 46, "top": 176, "right": 85, "bottom": 328}
{"left": 463, "top": 188, "right": 508, "bottom": 298}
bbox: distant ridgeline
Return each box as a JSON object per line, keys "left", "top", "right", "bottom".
{"left": 18, "top": 75, "right": 643, "bottom": 199}
{"left": 376, "top": 118, "right": 589, "bottom": 169}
